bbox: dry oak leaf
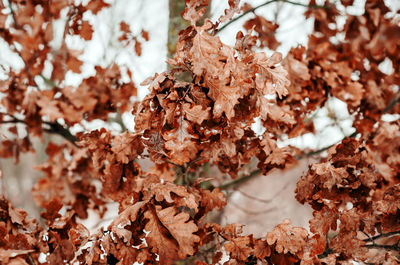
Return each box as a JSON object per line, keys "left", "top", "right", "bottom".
{"left": 189, "top": 24, "right": 221, "bottom": 76}
{"left": 257, "top": 95, "right": 295, "bottom": 124}
{"left": 155, "top": 206, "right": 200, "bottom": 256}
{"left": 111, "top": 132, "right": 143, "bottom": 164}
{"left": 218, "top": 0, "right": 241, "bottom": 24}
{"left": 144, "top": 205, "right": 200, "bottom": 264}
{"left": 79, "top": 20, "right": 94, "bottom": 41}
{"left": 110, "top": 200, "right": 148, "bottom": 243}
{"left": 224, "top": 236, "right": 253, "bottom": 261}
{"left": 254, "top": 239, "right": 271, "bottom": 260}
{"left": 8, "top": 204, "right": 28, "bottom": 225}
{"left": 85, "top": 0, "right": 110, "bottom": 14}
{"left": 37, "top": 93, "right": 63, "bottom": 122}
{"left": 146, "top": 182, "right": 198, "bottom": 212}
{"left": 244, "top": 16, "right": 280, "bottom": 50}
{"left": 208, "top": 78, "right": 241, "bottom": 120}
{"left": 221, "top": 223, "right": 244, "bottom": 240}
{"left": 164, "top": 118, "right": 198, "bottom": 164}
{"left": 334, "top": 81, "right": 364, "bottom": 107}
{"left": 376, "top": 184, "right": 400, "bottom": 214}
{"left": 266, "top": 219, "right": 308, "bottom": 255}
{"left": 182, "top": 0, "right": 210, "bottom": 25}
{"left": 260, "top": 135, "right": 292, "bottom": 166}
{"left": 309, "top": 206, "right": 338, "bottom": 235}
{"left": 199, "top": 188, "right": 227, "bottom": 214}
{"left": 63, "top": 85, "right": 97, "bottom": 112}
{"left": 144, "top": 207, "right": 179, "bottom": 264}
{"left": 120, "top": 21, "right": 131, "bottom": 34}
{"left": 254, "top": 52, "right": 290, "bottom": 99}
{"left": 183, "top": 103, "right": 210, "bottom": 125}
{"left": 189, "top": 26, "right": 242, "bottom": 119}
{"left": 283, "top": 53, "right": 311, "bottom": 81}
{"left": 67, "top": 51, "right": 83, "bottom": 74}
{"left": 68, "top": 223, "right": 89, "bottom": 247}
{"left": 311, "top": 162, "right": 350, "bottom": 191}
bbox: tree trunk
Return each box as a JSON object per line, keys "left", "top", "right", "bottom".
{"left": 167, "top": 0, "right": 211, "bottom": 59}
{"left": 167, "top": 0, "right": 189, "bottom": 59}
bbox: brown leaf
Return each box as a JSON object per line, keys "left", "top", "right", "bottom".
{"left": 8, "top": 205, "right": 28, "bottom": 225}
{"left": 225, "top": 236, "right": 253, "bottom": 261}
{"left": 254, "top": 239, "right": 271, "bottom": 260}
{"left": 254, "top": 52, "right": 290, "bottom": 99}
{"left": 141, "top": 30, "right": 149, "bottom": 41}
{"left": 163, "top": 118, "right": 197, "bottom": 164}
{"left": 110, "top": 201, "right": 148, "bottom": 243}
{"left": 182, "top": 103, "right": 210, "bottom": 124}
{"left": 182, "top": 0, "right": 210, "bottom": 25}
{"left": 67, "top": 51, "right": 83, "bottom": 73}
{"left": 68, "top": 223, "right": 89, "bottom": 247}
{"left": 120, "top": 21, "right": 130, "bottom": 33}
{"left": 86, "top": 0, "right": 110, "bottom": 14}
{"left": 266, "top": 219, "right": 308, "bottom": 255}
{"left": 79, "top": 20, "right": 93, "bottom": 41}
{"left": 244, "top": 16, "right": 280, "bottom": 50}
{"left": 147, "top": 182, "right": 198, "bottom": 212}
{"left": 218, "top": 0, "right": 241, "bottom": 24}
{"left": 144, "top": 207, "right": 179, "bottom": 264}
{"left": 155, "top": 206, "right": 200, "bottom": 258}
{"left": 111, "top": 132, "right": 143, "bottom": 164}
{"left": 199, "top": 188, "right": 226, "bottom": 214}
{"left": 134, "top": 40, "right": 142, "bottom": 56}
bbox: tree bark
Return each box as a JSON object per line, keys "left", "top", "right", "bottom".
{"left": 167, "top": 0, "right": 211, "bottom": 59}
{"left": 167, "top": 0, "right": 189, "bottom": 59}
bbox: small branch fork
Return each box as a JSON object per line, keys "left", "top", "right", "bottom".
{"left": 0, "top": 112, "right": 78, "bottom": 145}
{"left": 216, "top": 0, "right": 330, "bottom": 33}
{"left": 362, "top": 230, "right": 400, "bottom": 251}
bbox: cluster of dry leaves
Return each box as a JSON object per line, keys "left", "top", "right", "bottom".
{"left": 0, "top": 0, "right": 399, "bottom": 264}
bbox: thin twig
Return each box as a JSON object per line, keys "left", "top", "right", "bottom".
{"left": 27, "top": 253, "right": 37, "bottom": 265}
{"left": 43, "top": 121, "right": 78, "bottom": 146}
{"left": 363, "top": 231, "right": 400, "bottom": 242}
{"left": 219, "top": 169, "right": 261, "bottom": 190}
{"left": 234, "top": 188, "right": 273, "bottom": 204}
{"left": 0, "top": 112, "right": 78, "bottom": 145}
{"left": 384, "top": 91, "right": 400, "bottom": 112}
{"left": 295, "top": 131, "right": 358, "bottom": 159}
{"left": 363, "top": 244, "right": 399, "bottom": 251}
{"left": 362, "top": 231, "right": 375, "bottom": 245}
{"left": 0, "top": 112, "right": 27, "bottom": 124}
{"left": 7, "top": 0, "right": 21, "bottom": 29}
{"left": 217, "top": 0, "right": 329, "bottom": 33}
{"left": 318, "top": 234, "right": 333, "bottom": 258}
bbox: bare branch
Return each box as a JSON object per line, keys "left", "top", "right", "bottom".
{"left": 43, "top": 121, "right": 78, "bottom": 146}
{"left": 363, "top": 244, "right": 399, "bottom": 251}
{"left": 217, "top": 0, "right": 330, "bottom": 34}
{"left": 0, "top": 112, "right": 78, "bottom": 145}
{"left": 363, "top": 231, "right": 400, "bottom": 242}
{"left": 219, "top": 169, "right": 261, "bottom": 190}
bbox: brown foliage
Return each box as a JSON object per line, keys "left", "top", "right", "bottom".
{"left": 0, "top": 0, "right": 399, "bottom": 264}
